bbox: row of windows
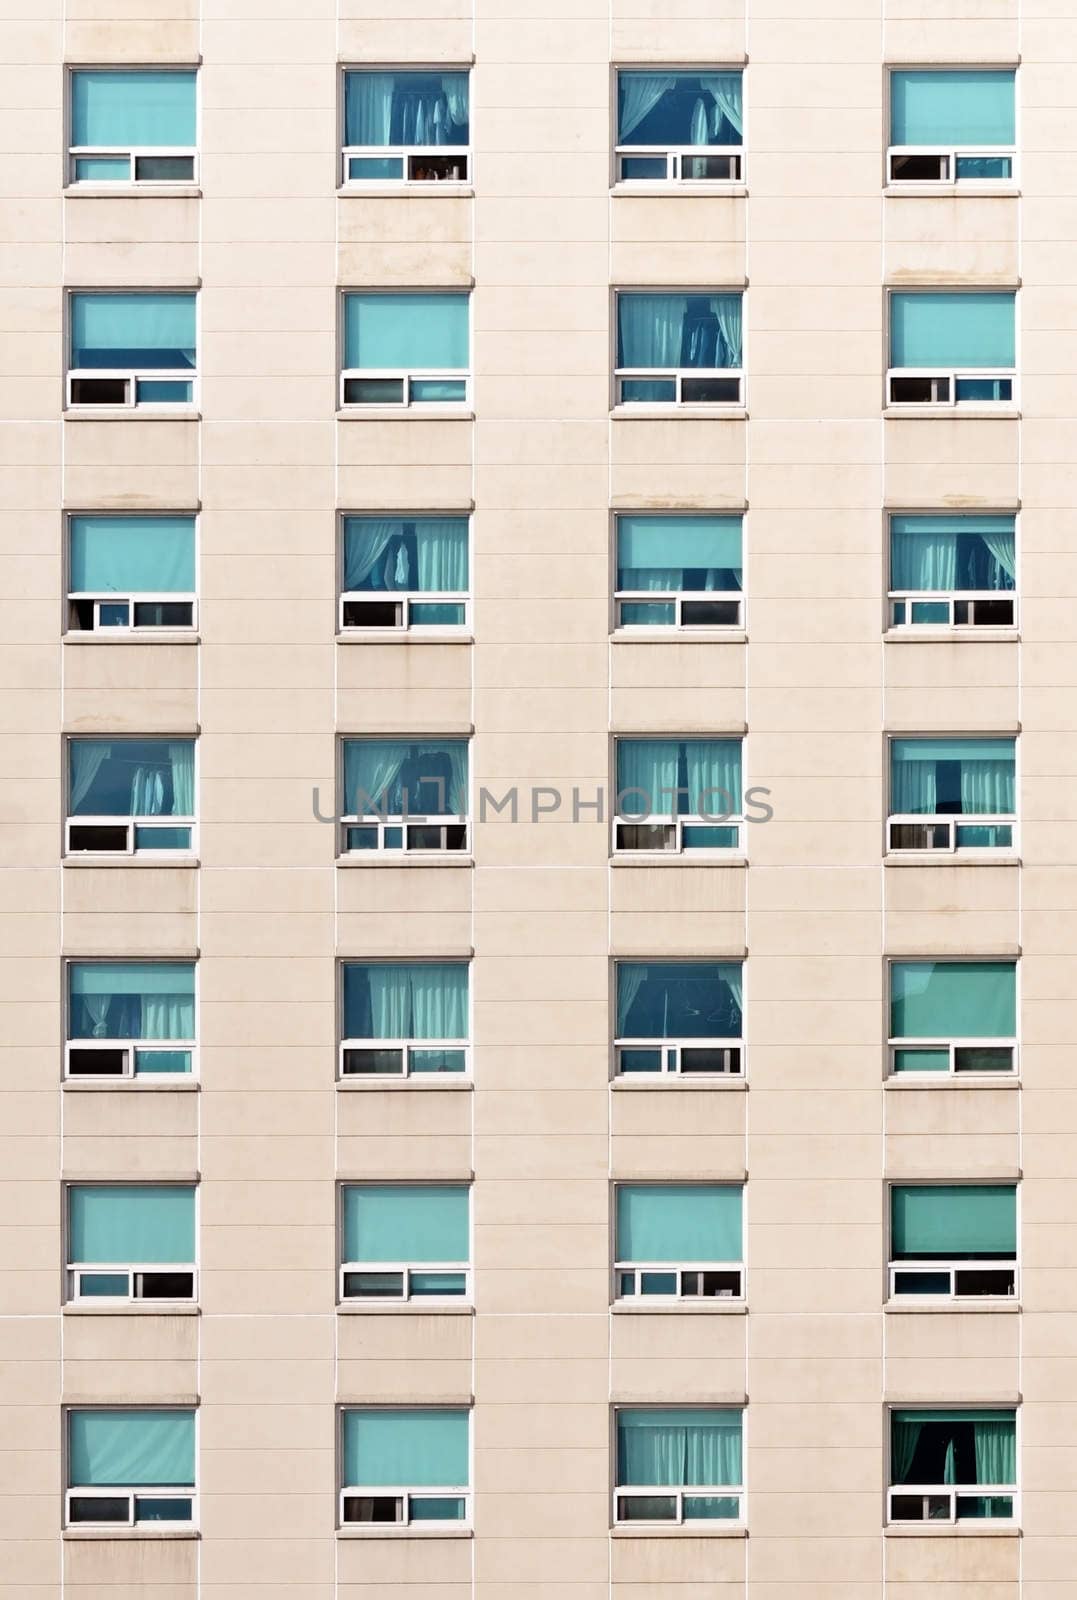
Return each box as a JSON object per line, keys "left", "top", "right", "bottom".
{"left": 60, "top": 733, "right": 1020, "bottom": 859}
{"left": 65, "top": 66, "right": 1019, "bottom": 191}
{"left": 61, "top": 956, "right": 1019, "bottom": 1084}
{"left": 59, "top": 1401, "right": 1021, "bottom": 1532}
{"left": 62, "top": 509, "right": 1018, "bottom": 638}
{"left": 61, "top": 287, "right": 1021, "bottom": 413}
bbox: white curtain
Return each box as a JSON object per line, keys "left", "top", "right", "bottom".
{"left": 131, "top": 765, "right": 166, "bottom": 816}
{"left": 892, "top": 756, "right": 937, "bottom": 815}
{"left": 724, "top": 966, "right": 743, "bottom": 1017}
{"left": 344, "top": 742, "right": 409, "bottom": 815}
{"left": 616, "top": 966, "right": 648, "bottom": 1034}
{"left": 619, "top": 295, "right": 686, "bottom": 368}
{"left": 346, "top": 74, "right": 395, "bottom": 144}
{"left": 168, "top": 744, "right": 194, "bottom": 816}
{"left": 443, "top": 74, "right": 468, "bottom": 128}
{"left": 619, "top": 75, "right": 675, "bottom": 140}
{"left": 711, "top": 296, "right": 742, "bottom": 368}
{"left": 701, "top": 75, "right": 744, "bottom": 137}
{"left": 69, "top": 742, "right": 110, "bottom": 813}
{"left": 344, "top": 520, "right": 404, "bottom": 591}
{"left": 415, "top": 521, "right": 468, "bottom": 591}
{"left": 981, "top": 527, "right": 1016, "bottom": 585}
{"left": 960, "top": 757, "right": 1014, "bottom": 815}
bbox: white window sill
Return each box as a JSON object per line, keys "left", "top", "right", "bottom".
{"left": 63, "top": 1078, "right": 200, "bottom": 1093}
{"left": 336, "top": 631, "right": 473, "bottom": 645}
{"left": 612, "top": 629, "right": 747, "bottom": 645}
{"left": 883, "top": 628, "right": 1018, "bottom": 643}
{"left": 884, "top": 1075, "right": 1020, "bottom": 1091}
{"left": 64, "top": 632, "right": 200, "bottom": 646}
{"left": 884, "top": 1299, "right": 1021, "bottom": 1314}
{"left": 884, "top": 1523, "right": 1019, "bottom": 1538}
{"left": 610, "top": 854, "right": 748, "bottom": 868}
{"left": 611, "top": 406, "right": 747, "bottom": 421}
{"left": 611, "top": 1523, "right": 746, "bottom": 1539}
{"left": 883, "top": 853, "right": 1019, "bottom": 868}
{"left": 337, "top": 1302, "right": 474, "bottom": 1316}
{"left": 63, "top": 409, "right": 201, "bottom": 423}
{"left": 64, "top": 1528, "right": 199, "bottom": 1542}
{"left": 612, "top": 1300, "right": 747, "bottom": 1315}
{"left": 883, "top": 406, "right": 1019, "bottom": 421}
{"left": 337, "top": 1077, "right": 472, "bottom": 1092}
{"left": 883, "top": 184, "right": 1018, "bottom": 199}
{"left": 611, "top": 182, "right": 748, "bottom": 199}
{"left": 336, "top": 408, "right": 474, "bottom": 422}
{"left": 338, "top": 184, "right": 474, "bottom": 199}
{"left": 63, "top": 855, "right": 199, "bottom": 869}
{"left": 612, "top": 1076, "right": 746, "bottom": 1091}
{"left": 65, "top": 184, "right": 202, "bottom": 199}
{"left": 337, "top": 1526, "right": 472, "bottom": 1540}
{"left": 337, "top": 856, "right": 474, "bottom": 869}
{"left": 63, "top": 1302, "right": 200, "bottom": 1316}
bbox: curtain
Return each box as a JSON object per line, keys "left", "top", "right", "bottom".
{"left": 616, "top": 1185, "right": 743, "bottom": 1263}
{"left": 981, "top": 526, "right": 1016, "bottom": 585}
{"left": 344, "top": 73, "right": 396, "bottom": 144}
{"left": 618, "top": 294, "right": 686, "bottom": 370}
{"left": 711, "top": 295, "right": 743, "bottom": 368}
{"left": 960, "top": 754, "right": 1015, "bottom": 815}
{"left": 70, "top": 963, "right": 195, "bottom": 1041}
{"left": 342, "top": 1184, "right": 469, "bottom": 1263}
{"left": 344, "top": 742, "right": 410, "bottom": 815}
{"left": 617, "top": 515, "right": 742, "bottom": 593}
{"left": 367, "top": 966, "right": 412, "bottom": 1038}
{"left": 442, "top": 74, "right": 469, "bottom": 129}
{"left": 891, "top": 1415, "right": 923, "bottom": 1485}
{"left": 344, "top": 293, "right": 469, "bottom": 370}
{"left": 890, "top": 961, "right": 1016, "bottom": 1040}
{"left": 891, "top": 1185, "right": 1017, "bottom": 1259}
{"left": 616, "top": 965, "right": 649, "bottom": 1034}
{"left": 974, "top": 1420, "right": 1016, "bottom": 1486}
{"left": 69, "top": 1185, "right": 195, "bottom": 1265}
{"left": 343, "top": 519, "right": 404, "bottom": 591}
{"left": 724, "top": 965, "right": 743, "bottom": 1017}
{"left": 689, "top": 97, "right": 709, "bottom": 145}
{"left": 891, "top": 746, "right": 937, "bottom": 815}
{"left": 891, "top": 523, "right": 959, "bottom": 590}
{"left": 618, "top": 1409, "right": 742, "bottom": 1488}
{"left": 348, "top": 963, "right": 467, "bottom": 1039}
{"left": 701, "top": 74, "right": 744, "bottom": 138}
{"left": 131, "top": 764, "right": 166, "bottom": 816}
{"left": 69, "top": 741, "right": 111, "bottom": 813}
{"left": 616, "top": 740, "right": 679, "bottom": 817}
{"left": 618, "top": 75, "right": 675, "bottom": 140}
{"left": 167, "top": 744, "right": 194, "bottom": 815}
{"left": 71, "top": 293, "right": 197, "bottom": 370}
{"left": 343, "top": 1409, "right": 469, "bottom": 1488}
{"left": 431, "top": 742, "right": 468, "bottom": 815}
{"left": 69, "top": 516, "right": 195, "bottom": 594}
{"left": 890, "top": 70, "right": 1015, "bottom": 147}
{"left": 890, "top": 292, "right": 1015, "bottom": 370}
{"left": 410, "top": 963, "right": 468, "bottom": 1037}
{"left": 415, "top": 520, "right": 468, "bottom": 591}
{"left": 684, "top": 741, "right": 742, "bottom": 816}
{"left": 71, "top": 70, "right": 197, "bottom": 148}
{"left": 69, "top": 1410, "right": 195, "bottom": 1488}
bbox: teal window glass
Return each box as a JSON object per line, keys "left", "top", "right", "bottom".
{"left": 616, "top": 962, "right": 743, "bottom": 1039}
{"left": 343, "top": 293, "right": 469, "bottom": 370}
{"left": 342, "top": 963, "right": 468, "bottom": 1039}
{"left": 617, "top": 72, "right": 743, "bottom": 146}
{"left": 890, "top": 292, "right": 1015, "bottom": 370}
{"left": 891, "top": 961, "right": 1016, "bottom": 1040}
{"left": 890, "top": 738, "right": 1015, "bottom": 817}
{"left": 616, "top": 515, "right": 743, "bottom": 593}
{"left": 69, "top": 962, "right": 195, "bottom": 1042}
{"left": 71, "top": 70, "right": 197, "bottom": 148}
{"left": 618, "top": 293, "right": 742, "bottom": 370}
{"left": 69, "top": 1185, "right": 195, "bottom": 1264}
{"left": 344, "top": 71, "right": 469, "bottom": 147}
{"left": 890, "top": 71, "right": 1015, "bottom": 147}
{"left": 342, "top": 1408, "right": 469, "bottom": 1488}
{"left": 68, "top": 739, "right": 195, "bottom": 817}
{"left": 135, "top": 1049, "right": 192, "bottom": 1074}
{"left": 890, "top": 515, "right": 1015, "bottom": 593}
{"left": 616, "top": 1185, "right": 743, "bottom": 1262}
{"left": 71, "top": 293, "right": 196, "bottom": 370}
{"left": 956, "top": 155, "right": 1012, "bottom": 179}
{"left": 69, "top": 515, "right": 195, "bottom": 594}
{"left": 342, "top": 1185, "right": 468, "bottom": 1262}
{"left": 343, "top": 517, "right": 468, "bottom": 594}
{"left": 891, "top": 1185, "right": 1016, "bottom": 1258}
{"left": 342, "top": 739, "right": 468, "bottom": 816}
{"left": 890, "top": 1409, "right": 1016, "bottom": 1489}
{"left": 617, "top": 1409, "right": 743, "bottom": 1488}
{"left": 74, "top": 156, "right": 130, "bottom": 180}
{"left": 68, "top": 1409, "right": 195, "bottom": 1488}
{"left": 616, "top": 739, "right": 742, "bottom": 817}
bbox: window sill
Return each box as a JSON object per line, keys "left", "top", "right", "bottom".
{"left": 63, "top": 1078, "right": 200, "bottom": 1092}
{"left": 336, "top": 631, "right": 474, "bottom": 645}
{"left": 64, "top": 1302, "right": 200, "bottom": 1316}
{"left": 612, "top": 1300, "right": 747, "bottom": 1315}
{"left": 883, "top": 184, "right": 1018, "bottom": 200}
{"left": 65, "top": 184, "right": 203, "bottom": 199}
{"left": 64, "top": 1528, "right": 200, "bottom": 1542}
{"left": 63, "top": 409, "right": 201, "bottom": 422}
{"left": 885, "top": 1299, "right": 1021, "bottom": 1314}
{"left": 612, "top": 629, "right": 747, "bottom": 645}
{"left": 884, "top": 1524, "right": 1019, "bottom": 1538}
{"left": 884, "top": 1075, "right": 1020, "bottom": 1091}
{"left": 883, "top": 853, "right": 1019, "bottom": 868}
{"left": 337, "top": 1526, "right": 472, "bottom": 1540}
{"left": 611, "top": 1524, "right": 746, "bottom": 1540}
{"left": 337, "top": 1302, "right": 474, "bottom": 1316}
{"left": 63, "top": 856, "right": 199, "bottom": 869}
{"left": 883, "top": 628, "right": 1018, "bottom": 643}
{"left": 337, "top": 1077, "right": 473, "bottom": 1092}
{"left": 612, "top": 1076, "right": 746, "bottom": 1091}
{"left": 336, "top": 856, "right": 474, "bottom": 869}
{"left": 610, "top": 854, "right": 748, "bottom": 868}
{"left": 338, "top": 184, "right": 474, "bottom": 200}
{"left": 883, "top": 406, "right": 1019, "bottom": 421}
{"left": 611, "top": 406, "right": 747, "bottom": 421}
{"left": 611, "top": 182, "right": 748, "bottom": 199}
{"left": 336, "top": 408, "right": 474, "bottom": 422}
{"left": 63, "top": 632, "right": 200, "bottom": 646}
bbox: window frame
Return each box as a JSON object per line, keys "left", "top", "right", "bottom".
{"left": 64, "top": 287, "right": 200, "bottom": 412}
{"left": 612, "top": 1404, "right": 746, "bottom": 1528}
{"left": 612, "top": 288, "right": 746, "bottom": 411}
{"left": 338, "top": 511, "right": 471, "bottom": 636}
{"left": 885, "top": 287, "right": 1019, "bottom": 411}
{"left": 611, "top": 735, "right": 747, "bottom": 858}
{"left": 886, "top": 1180, "right": 1020, "bottom": 1303}
{"left": 64, "top": 735, "right": 198, "bottom": 860}
{"left": 612, "top": 66, "right": 746, "bottom": 188}
{"left": 338, "top": 1181, "right": 472, "bottom": 1306}
{"left": 885, "top": 1404, "right": 1020, "bottom": 1528}
{"left": 63, "top": 1405, "right": 199, "bottom": 1531}
{"left": 885, "top": 733, "right": 1018, "bottom": 858}
{"left": 612, "top": 1181, "right": 746, "bottom": 1304}
{"left": 886, "top": 955, "right": 1019, "bottom": 1082}
{"left": 338, "top": 736, "right": 472, "bottom": 858}
{"left": 338, "top": 289, "right": 473, "bottom": 412}
{"left": 339, "top": 64, "right": 472, "bottom": 189}
{"left": 63, "top": 957, "right": 199, "bottom": 1083}
{"left": 65, "top": 65, "right": 200, "bottom": 190}
{"left": 337, "top": 1404, "right": 473, "bottom": 1531}
{"left": 337, "top": 958, "right": 472, "bottom": 1083}
{"left": 612, "top": 958, "right": 746, "bottom": 1082}
{"left": 64, "top": 1181, "right": 199, "bottom": 1305}
{"left": 887, "top": 510, "right": 1018, "bottom": 633}
{"left": 885, "top": 64, "right": 1018, "bottom": 190}
{"left": 611, "top": 509, "right": 746, "bottom": 634}
{"left": 64, "top": 510, "right": 199, "bottom": 637}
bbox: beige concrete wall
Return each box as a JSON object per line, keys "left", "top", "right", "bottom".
{"left": 0, "top": 0, "right": 1075, "bottom": 1598}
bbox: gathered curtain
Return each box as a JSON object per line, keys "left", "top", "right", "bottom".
{"left": 345, "top": 72, "right": 469, "bottom": 146}
{"left": 891, "top": 1410, "right": 1016, "bottom": 1487}
{"left": 69, "top": 962, "right": 195, "bottom": 1041}
{"left": 684, "top": 739, "right": 742, "bottom": 816}
{"left": 415, "top": 520, "right": 469, "bottom": 591}
{"left": 69, "top": 741, "right": 111, "bottom": 812}
{"left": 344, "top": 962, "right": 468, "bottom": 1040}
{"left": 616, "top": 740, "right": 679, "bottom": 817}
{"left": 344, "top": 740, "right": 468, "bottom": 817}
{"left": 891, "top": 515, "right": 1015, "bottom": 592}
{"left": 618, "top": 75, "right": 676, "bottom": 139}
{"left": 700, "top": 75, "right": 744, "bottom": 138}
{"left": 616, "top": 962, "right": 742, "bottom": 1038}
{"left": 618, "top": 1408, "right": 742, "bottom": 1488}
{"left": 960, "top": 753, "right": 1015, "bottom": 815}
{"left": 343, "top": 519, "right": 404, "bottom": 590}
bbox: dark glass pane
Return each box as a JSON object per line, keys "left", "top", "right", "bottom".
{"left": 894, "top": 1271, "right": 951, "bottom": 1295}
{"left": 134, "top": 155, "right": 195, "bottom": 181}
{"left": 620, "top": 156, "right": 668, "bottom": 179}
{"left": 958, "top": 1494, "right": 1013, "bottom": 1519}
{"left": 345, "top": 826, "right": 379, "bottom": 851}
{"left": 68, "top": 1048, "right": 127, "bottom": 1076}
{"left": 890, "top": 375, "right": 952, "bottom": 403}
{"left": 684, "top": 1495, "right": 740, "bottom": 1520}
{"left": 410, "top": 1271, "right": 467, "bottom": 1296}
{"left": 409, "top": 1047, "right": 466, "bottom": 1074}
{"left": 344, "top": 377, "right": 405, "bottom": 405}
{"left": 344, "top": 1495, "right": 403, "bottom": 1523}
{"left": 348, "top": 156, "right": 405, "bottom": 180}
{"left": 70, "top": 377, "right": 129, "bottom": 405}
{"left": 955, "top": 156, "right": 1012, "bottom": 179}
{"left": 79, "top": 1273, "right": 129, "bottom": 1296}
{"left": 681, "top": 599, "right": 740, "bottom": 626}
{"left": 681, "top": 154, "right": 740, "bottom": 180}
{"left": 407, "top": 155, "right": 467, "bottom": 181}
{"left": 616, "top": 823, "right": 676, "bottom": 851}
{"left": 69, "top": 1496, "right": 129, "bottom": 1523}
{"left": 135, "top": 1496, "right": 192, "bottom": 1522}
{"left": 342, "top": 1047, "right": 406, "bottom": 1076}
{"left": 133, "top": 601, "right": 194, "bottom": 628}
{"left": 955, "top": 377, "right": 1012, "bottom": 402}
{"left": 953, "top": 1268, "right": 1015, "bottom": 1297}
{"left": 620, "top": 601, "right": 676, "bottom": 626}
{"left": 135, "top": 380, "right": 193, "bottom": 403}
{"left": 411, "top": 1496, "right": 466, "bottom": 1520}
{"left": 954, "top": 1045, "right": 1014, "bottom": 1073}
{"left": 889, "top": 1494, "right": 928, "bottom": 1521}
{"left": 137, "top": 1271, "right": 195, "bottom": 1300}
{"left": 618, "top": 1048, "right": 663, "bottom": 1074}
{"left": 681, "top": 376, "right": 741, "bottom": 403}
{"left": 67, "top": 825, "right": 129, "bottom": 852}
{"left": 617, "top": 1495, "right": 677, "bottom": 1521}
{"left": 891, "top": 153, "right": 949, "bottom": 180}
{"left": 620, "top": 378, "right": 677, "bottom": 403}
{"left": 969, "top": 598, "right": 1015, "bottom": 626}
{"left": 680, "top": 1045, "right": 741, "bottom": 1075}
{"left": 890, "top": 822, "right": 950, "bottom": 850}
{"left": 342, "top": 599, "right": 403, "bottom": 629}
{"left": 638, "top": 1271, "right": 678, "bottom": 1295}
{"left": 343, "top": 1271, "right": 406, "bottom": 1298}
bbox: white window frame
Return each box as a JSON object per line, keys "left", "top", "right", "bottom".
{"left": 614, "top": 1261, "right": 744, "bottom": 1302}
{"left": 339, "top": 1484, "right": 471, "bottom": 1528}
{"left": 338, "top": 1037, "right": 471, "bottom": 1080}
{"left": 889, "top": 591, "right": 1016, "bottom": 630}
{"left": 888, "top": 1257, "right": 1018, "bottom": 1300}
{"left": 339, "top": 814, "right": 470, "bottom": 856}
{"left": 64, "top": 814, "right": 197, "bottom": 858}
{"left": 67, "top": 1262, "right": 198, "bottom": 1304}
{"left": 339, "top": 590, "right": 469, "bottom": 634}
{"left": 614, "top": 365, "right": 744, "bottom": 409}
{"left": 65, "top": 367, "right": 198, "bottom": 410}
{"left": 342, "top": 145, "right": 469, "bottom": 186}
{"left": 615, "top": 145, "right": 742, "bottom": 184}
{"left": 886, "top": 1482, "right": 1017, "bottom": 1526}
{"left": 614, "top": 588, "right": 744, "bottom": 631}
{"left": 886, "top": 366, "right": 1016, "bottom": 408}
{"left": 338, "top": 1259, "right": 471, "bottom": 1304}
{"left": 67, "top": 591, "right": 198, "bottom": 635}
{"left": 338, "top": 367, "right": 471, "bottom": 410}
{"left": 613, "top": 1036, "right": 743, "bottom": 1077}
{"left": 612, "top": 814, "right": 745, "bottom": 857}
{"left": 888, "top": 1036, "right": 1017, "bottom": 1077}
{"left": 614, "top": 1484, "right": 745, "bottom": 1525}
{"left": 68, "top": 145, "right": 198, "bottom": 186}
{"left": 885, "top": 813, "right": 1016, "bottom": 855}
{"left": 887, "top": 145, "right": 1015, "bottom": 185}
{"left": 64, "top": 1485, "right": 198, "bottom": 1529}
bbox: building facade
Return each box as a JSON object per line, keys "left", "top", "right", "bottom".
{"left": 1, "top": 1, "right": 1075, "bottom": 1597}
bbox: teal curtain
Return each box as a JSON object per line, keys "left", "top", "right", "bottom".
{"left": 891, "top": 1410, "right": 1016, "bottom": 1486}
{"left": 342, "top": 962, "right": 468, "bottom": 1039}
{"left": 71, "top": 70, "right": 197, "bottom": 147}
{"left": 415, "top": 520, "right": 469, "bottom": 591}
{"left": 890, "top": 70, "right": 1015, "bottom": 146}
{"left": 69, "top": 515, "right": 195, "bottom": 594}
{"left": 69, "top": 962, "right": 195, "bottom": 1040}
{"left": 891, "top": 1185, "right": 1016, "bottom": 1258}
{"left": 344, "top": 71, "right": 469, "bottom": 146}
{"left": 617, "top": 1409, "right": 742, "bottom": 1487}
{"left": 890, "top": 514, "right": 1015, "bottom": 592}
{"left": 69, "top": 1410, "right": 195, "bottom": 1488}
{"left": 343, "top": 739, "right": 468, "bottom": 816}
{"left": 617, "top": 293, "right": 743, "bottom": 370}
{"left": 343, "top": 293, "right": 469, "bottom": 370}
{"left": 616, "top": 1185, "right": 743, "bottom": 1262}
{"left": 684, "top": 740, "right": 742, "bottom": 814}
{"left": 71, "top": 293, "right": 197, "bottom": 370}
{"left": 961, "top": 751, "right": 1014, "bottom": 814}
{"left": 69, "top": 1185, "right": 195, "bottom": 1264}
{"left": 343, "top": 518, "right": 468, "bottom": 593}
{"left": 343, "top": 1409, "right": 469, "bottom": 1488}
{"left": 890, "top": 292, "right": 1015, "bottom": 369}
{"left": 616, "top": 740, "right": 679, "bottom": 816}
{"left": 617, "top": 514, "right": 742, "bottom": 591}
{"left": 975, "top": 1421, "right": 1017, "bottom": 1485}
{"left": 342, "top": 1185, "right": 468, "bottom": 1262}
{"left": 168, "top": 744, "right": 195, "bottom": 815}
{"left": 890, "top": 961, "right": 1016, "bottom": 1039}
{"left": 890, "top": 739, "right": 1015, "bottom": 817}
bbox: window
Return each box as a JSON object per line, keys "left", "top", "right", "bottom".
{"left": 888, "top": 738, "right": 1016, "bottom": 853}
{"left": 66, "top": 738, "right": 196, "bottom": 855}
{"left": 66, "top": 1185, "right": 196, "bottom": 1302}
{"left": 67, "top": 291, "right": 197, "bottom": 408}
{"left": 69, "top": 69, "right": 197, "bottom": 185}
{"left": 614, "top": 738, "right": 743, "bottom": 854}
{"left": 341, "top": 739, "right": 469, "bottom": 854}
{"left": 615, "top": 962, "right": 743, "bottom": 1077}
{"left": 340, "top": 1408, "right": 470, "bottom": 1527}
{"left": 890, "top": 960, "right": 1017, "bottom": 1077}
{"left": 888, "top": 1408, "right": 1016, "bottom": 1524}
{"left": 66, "top": 961, "right": 196, "bottom": 1080}
{"left": 341, "top": 516, "right": 468, "bottom": 631}
{"left": 343, "top": 69, "right": 469, "bottom": 184}
{"left": 615, "top": 1184, "right": 744, "bottom": 1301}
{"left": 888, "top": 291, "right": 1016, "bottom": 406}
{"left": 67, "top": 514, "right": 196, "bottom": 633}
{"left": 340, "top": 1184, "right": 469, "bottom": 1302}
{"left": 66, "top": 1408, "right": 196, "bottom": 1528}
{"left": 341, "top": 961, "right": 468, "bottom": 1077}
{"left": 615, "top": 514, "right": 743, "bottom": 629}
{"left": 616, "top": 292, "right": 743, "bottom": 406}
{"left": 616, "top": 71, "right": 743, "bottom": 182}
{"left": 615, "top": 1408, "right": 744, "bottom": 1525}
{"left": 889, "top": 70, "right": 1015, "bottom": 184}
{"left": 890, "top": 1184, "right": 1017, "bottom": 1300}
{"left": 889, "top": 514, "right": 1016, "bottom": 629}
{"left": 341, "top": 292, "right": 469, "bottom": 408}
